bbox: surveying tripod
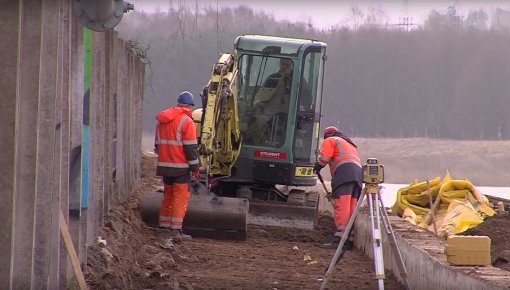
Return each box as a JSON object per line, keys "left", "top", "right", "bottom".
{"left": 320, "top": 158, "right": 410, "bottom": 290}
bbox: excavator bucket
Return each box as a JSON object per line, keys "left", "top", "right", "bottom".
{"left": 248, "top": 190, "right": 320, "bottom": 229}
{"left": 139, "top": 182, "right": 249, "bottom": 241}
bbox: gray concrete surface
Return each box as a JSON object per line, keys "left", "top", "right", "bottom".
{"left": 0, "top": 1, "right": 146, "bottom": 288}
{"left": 0, "top": 1, "right": 21, "bottom": 288}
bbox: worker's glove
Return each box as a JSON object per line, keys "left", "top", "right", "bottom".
{"left": 325, "top": 192, "right": 332, "bottom": 202}
{"left": 192, "top": 171, "right": 200, "bottom": 180}
{"left": 313, "top": 163, "right": 325, "bottom": 174}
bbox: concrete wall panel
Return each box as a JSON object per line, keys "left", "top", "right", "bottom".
{"left": 32, "top": 0, "right": 61, "bottom": 288}
{"left": 68, "top": 5, "right": 85, "bottom": 271}
{"left": 57, "top": 0, "right": 72, "bottom": 286}
{"left": 0, "top": 1, "right": 145, "bottom": 288}
{"left": 10, "top": 1, "right": 43, "bottom": 288}
{"left": 0, "top": 1, "right": 21, "bottom": 288}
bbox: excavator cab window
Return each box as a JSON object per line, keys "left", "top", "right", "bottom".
{"left": 238, "top": 55, "right": 293, "bottom": 148}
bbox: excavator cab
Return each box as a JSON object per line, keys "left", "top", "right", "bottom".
{"left": 234, "top": 35, "right": 325, "bottom": 186}
{"left": 140, "top": 35, "right": 327, "bottom": 240}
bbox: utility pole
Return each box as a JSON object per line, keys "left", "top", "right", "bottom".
{"left": 392, "top": 0, "right": 418, "bottom": 31}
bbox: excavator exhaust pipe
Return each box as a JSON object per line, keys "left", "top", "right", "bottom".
{"left": 139, "top": 182, "right": 249, "bottom": 241}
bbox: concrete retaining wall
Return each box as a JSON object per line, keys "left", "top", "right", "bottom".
{"left": 0, "top": 1, "right": 146, "bottom": 288}
{"left": 316, "top": 181, "right": 510, "bottom": 289}
{"left": 353, "top": 204, "right": 510, "bottom": 290}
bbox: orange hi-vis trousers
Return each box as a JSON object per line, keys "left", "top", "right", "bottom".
{"left": 333, "top": 195, "right": 358, "bottom": 235}
{"left": 159, "top": 183, "right": 191, "bottom": 230}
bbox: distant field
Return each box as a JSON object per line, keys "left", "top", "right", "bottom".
{"left": 141, "top": 133, "right": 510, "bottom": 187}
{"left": 356, "top": 137, "right": 510, "bottom": 187}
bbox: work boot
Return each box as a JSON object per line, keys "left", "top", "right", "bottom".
{"left": 181, "top": 231, "right": 192, "bottom": 241}
{"left": 320, "top": 239, "right": 354, "bottom": 250}
{"left": 169, "top": 229, "right": 183, "bottom": 244}
{"left": 170, "top": 230, "right": 192, "bottom": 244}
{"left": 321, "top": 231, "right": 355, "bottom": 250}
{"left": 320, "top": 235, "right": 340, "bottom": 249}
{"left": 320, "top": 240, "right": 340, "bottom": 249}
{"left": 344, "top": 240, "right": 354, "bottom": 251}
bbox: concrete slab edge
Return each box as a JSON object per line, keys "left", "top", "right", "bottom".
{"left": 352, "top": 207, "right": 510, "bottom": 290}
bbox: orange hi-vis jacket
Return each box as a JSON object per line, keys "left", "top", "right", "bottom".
{"left": 155, "top": 106, "right": 199, "bottom": 177}
{"left": 317, "top": 136, "right": 361, "bottom": 177}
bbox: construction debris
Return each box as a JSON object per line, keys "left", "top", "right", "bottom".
{"left": 392, "top": 171, "right": 496, "bottom": 238}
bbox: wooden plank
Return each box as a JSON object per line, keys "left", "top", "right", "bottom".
{"left": 59, "top": 210, "right": 88, "bottom": 290}
{"left": 425, "top": 180, "right": 438, "bottom": 235}
{"left": 423, "top": 180, "right": 441, "bottom": 229}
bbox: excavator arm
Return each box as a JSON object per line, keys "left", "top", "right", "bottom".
{"left": 198, "top": 53, "right": 242, "bottom": 177}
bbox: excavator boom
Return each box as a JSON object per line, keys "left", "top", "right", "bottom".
{"left": 198, "top": 53, "right": 242, "bottom": 176}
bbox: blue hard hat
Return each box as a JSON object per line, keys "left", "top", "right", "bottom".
{"left": 177, "top": 91, "right": 194, "bottom": 106}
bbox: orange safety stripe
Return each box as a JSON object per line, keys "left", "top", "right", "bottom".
{"left": 159, "top": 216, "right": 185, "bottom": 229}
{"left": 159, "top": 183, "right": 190, "bottom": 230}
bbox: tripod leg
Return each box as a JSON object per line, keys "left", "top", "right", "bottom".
{"left": 378, "top": 194, "right": 410, "bottom": 290}
{"left": 368, "top": 191, "right": 386, "bottom": 290}
{"left": 320, "top": 190, "right": 366, "bottom": 290}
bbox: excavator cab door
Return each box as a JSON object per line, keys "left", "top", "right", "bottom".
{"left": 293, "top": 48, "right": 324, "bottom": 167}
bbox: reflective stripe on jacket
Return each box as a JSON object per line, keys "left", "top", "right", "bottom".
{"left": 155, "top": 106, "right": 199, "bottom": 176}
{"left": 318, "top": 136, "right": 361, "bottom": 177}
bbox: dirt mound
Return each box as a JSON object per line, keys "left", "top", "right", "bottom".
{"left": 85, "top": 173, "right": 196, "bottom": 289}
{"left": 461, "top": 214, "right": 510, "bottom": 271}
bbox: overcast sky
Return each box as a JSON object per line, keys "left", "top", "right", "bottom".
{"left": 131, "top": 0, "right": 509, "bottom": 29}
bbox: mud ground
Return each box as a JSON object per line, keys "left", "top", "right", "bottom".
{"left": 461, "top": 213, "right": 510, "bottom": 271}
{"left": 85, "top": 155, "right": 405, "bottom": 289}
{"left": 85, "top": 151, "right": 510, "bottom": 289}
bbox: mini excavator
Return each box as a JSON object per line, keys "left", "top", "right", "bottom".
{"left": 140, "top": 35, "right": 327, "bottom": 240}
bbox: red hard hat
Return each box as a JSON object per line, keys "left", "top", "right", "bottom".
{"left": 323, "top": 126, "right": 339, "bottom": 139}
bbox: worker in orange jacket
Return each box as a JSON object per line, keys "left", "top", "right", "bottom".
{"left": 314, "top": 126, "right": 362, "bottom": 249}
{"left": 154, "top": 91, "right": 199, "bottom": 243}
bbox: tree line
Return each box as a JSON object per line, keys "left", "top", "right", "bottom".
{"left": 117, "top": 5, "right": 510, "bottom": 140}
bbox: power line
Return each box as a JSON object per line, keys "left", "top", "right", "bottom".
{"left": 391, "top": 0, "right": 418, "bottom": 31}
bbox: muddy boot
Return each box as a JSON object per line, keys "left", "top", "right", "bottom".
{"left": 321, "top": 230, "right": 355, "bottom": 250}
{"left": 170, "top": 230, "right": 183, "bottom": 244}
{"left": 181, "top": 231, "right": 192, "bottom": 241}
{"left": 320, "top": 240, "right": 339, "bottom": 249}
{"left": 320, "top": 235, "right": 340, "bottom": 249}
{"left": 344, "top": 239, "right": 354, "bottom": 251}
{"left": 170, "top": 230, "right": 192, "bottom": 244}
